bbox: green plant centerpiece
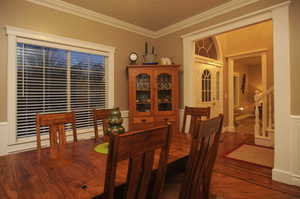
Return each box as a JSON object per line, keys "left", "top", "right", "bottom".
{"left": 94, "top": 108, "right": 125, "bottom": 154}
{"left": 106, "top": 108, "right": 125, "bottom": 135}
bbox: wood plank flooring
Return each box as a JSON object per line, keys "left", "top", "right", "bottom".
{"left": 210, "top": 132, "right": 300, "bottom": 199}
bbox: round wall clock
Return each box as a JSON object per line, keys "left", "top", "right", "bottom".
{"left": 129, "top": 52, "right": 138, "bottom": 65}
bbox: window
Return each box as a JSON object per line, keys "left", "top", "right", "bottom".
{"left": 202, "top": 69, "right": 211, "bottom": 102}
{"left": 16, "top": 42, "right": 108, "bottom": 137}
{"left": 195, "top": 37, "right": 218, "bottom": 60}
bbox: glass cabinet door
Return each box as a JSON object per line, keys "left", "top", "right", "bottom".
{"left": 136, "top": 74, "right": 151, "bottom": 112}
{"left": 157, "top": 73, "right": 172, "bottom": 111}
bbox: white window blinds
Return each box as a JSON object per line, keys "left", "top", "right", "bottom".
{"left": 16, "top": 42, "right": 108, "bottom": 137}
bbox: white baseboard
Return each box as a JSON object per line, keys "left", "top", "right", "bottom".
{"left": 272, "top": 168, "right": 300, "bottom": 187}
{"left": 223, "top": 126, "right": 235, "bottom": 132}
{"left": 255, "top": 136, "right": 274, "bottom": 147}
{"left": 235, "top": 113, "right": 254, "bottom": 121}
{"left": 0, "top": 122, "right": 8, "bottom": 156}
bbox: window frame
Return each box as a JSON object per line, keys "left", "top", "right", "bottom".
{"left": 6, "top": 26, "right": 115, "bottom": 147}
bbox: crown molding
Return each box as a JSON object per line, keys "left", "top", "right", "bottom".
{"left": 26, "top": 0, "right": 280, "bottom": 39}
{"left": 25, "top": 0, "right": 157, "bottom": 38}
{"left": 155, "top": 0, "right": 260, "bottom": 38}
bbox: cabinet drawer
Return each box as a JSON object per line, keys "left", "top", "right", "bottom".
{"left": 155, "top": 116, "right": 176, "bottom": 123}
{"left": 133, "top": 117, "right": 154, "bottom": 124}
{"left": 130, "top": 123, "right": 154, "bottom": 131}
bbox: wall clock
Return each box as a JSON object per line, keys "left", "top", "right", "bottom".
{"left": 129, "top": 52, "right": 138, "bottom": 65}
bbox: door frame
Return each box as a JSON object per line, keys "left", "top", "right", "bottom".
{"left": 194, "top": 55, "right": 223, "bottom": 116}
{"left": 233, "top": 72, "right": 240, "bottom": 108}
{"left": 182, "top": 2, "right": 292, "bottom": 185}
{"left": 227, "top": 49, "right": 267, "bottom": 132}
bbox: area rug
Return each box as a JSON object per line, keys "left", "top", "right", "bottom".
{"left": 225, "top": 144, "right": 274, "bottom": 168}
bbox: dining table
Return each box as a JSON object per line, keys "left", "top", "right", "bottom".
{"left": 0, "top": 133, "right": 191, "bottom": 199}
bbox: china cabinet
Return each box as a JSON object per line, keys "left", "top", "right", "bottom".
{"left": 127, "top": 65, "right": 180, "bottom": 133}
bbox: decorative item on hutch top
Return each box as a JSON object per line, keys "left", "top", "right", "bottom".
{"left": 143, "top": 42, "right": 158, "bottom": 65}
{"left": 129, "top": 52, "right": 138, "bottom": 65}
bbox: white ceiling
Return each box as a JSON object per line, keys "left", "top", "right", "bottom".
{"left": 62, "top": 0, "right": 232, "bottom": 31}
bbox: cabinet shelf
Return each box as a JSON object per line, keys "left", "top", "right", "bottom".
{"left": 158, "top": 89, "right": 172, "bottom": 91}
{"left": 136, "top": 102, "right": 151, "bottom": 105}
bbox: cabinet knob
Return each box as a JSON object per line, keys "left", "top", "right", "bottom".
{"left": 141, "top": 119, "right": 146, "bottom": 122}
{"left": 164, "top": 118, "right": 169, "bottom": 122}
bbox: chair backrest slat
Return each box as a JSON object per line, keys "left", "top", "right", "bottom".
{"left": 104, "top": 124, "right": 172, "bottom": 199}
{"left": 36, "top": 111, "right": 77, "bottom": 150}
{"left": 92, "top": 108, "right": 114, "bottom": 140}
{"left": 181, "top": 106, "right": 210, "bottom": 134}
{"left": 179, "top": 114, "right": 223, "bottom": 199}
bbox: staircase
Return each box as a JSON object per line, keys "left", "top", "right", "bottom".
{"left": 254, "top": 86, "right": 274, "bottom": 147}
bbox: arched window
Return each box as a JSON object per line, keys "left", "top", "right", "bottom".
{"left": 202, "top": 69, "right": 211, "bottom": 102}
{"left": 195, "top": 37, "right": 218, "bottom": 60}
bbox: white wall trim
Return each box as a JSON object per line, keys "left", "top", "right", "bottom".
{"left": 290, "top": 115, "right": 300, "bottom": 183}
{"left": 5, "top": 26, "right": 116, "bottom": 153}
{"left": 156, "top": 0, "right": 259, "bottom": 37}
{"left": 273, "top": 169, "right": 300, "bottom": 187}
{"left": 181, "top": 1, "right": 290, "bottom": 39}
{"left": 25, "top": 0, "right": 157, "bottom": 38}
{"left": 0, "top": 122, "right": 9, "bottom": 156}
{"left": 1, "top": 111, "right": 129, "bottom": 155}
{"left": 25, "top": 0, "right": 265, "bottom": 39}
{"left": 6, "top": 26, "right": 115, "bottom": 53}
{"left": 182, "top": 2, "right": 294, "bottom": 186}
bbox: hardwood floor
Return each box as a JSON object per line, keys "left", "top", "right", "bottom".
{"left": 210, "top": 132, "right": 300, "bottom": 199}
{"left": 164, "top": 117, "right": 300, "bottom": 199}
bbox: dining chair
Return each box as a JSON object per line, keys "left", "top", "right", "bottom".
{"left": 162, "top": 114, "right": 224, "bottom": 199}
{"left": 36, "top": 111, "right": 77, "bottom": 150}
{"left": 103, "top": 124, "right": 172, "bottom": 199}
{"left": 91, "top": 108, "right": 114, "bottom": 140}
{"left": 181, "top": 106, "right": 210, "bottom": 134}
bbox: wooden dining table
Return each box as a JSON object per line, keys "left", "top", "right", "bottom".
{"left": 0, "top": 133, "right": 191, "bottom": 199}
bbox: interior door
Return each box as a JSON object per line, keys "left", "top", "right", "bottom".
{"left": 197, "top": 64, "right": 222, "bottom": 118}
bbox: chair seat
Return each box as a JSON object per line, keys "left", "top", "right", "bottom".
{"left": 161, "top": 172, "right": 224, "bottom": 199}
{"left": 161, "top": 172, "right": 184, "bottom": 199}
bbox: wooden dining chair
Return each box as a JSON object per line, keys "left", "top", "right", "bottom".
{"left": 91, "top": 108, "right": 114, "bottom": 140}
{"left": 162, "top": 114, "right": 224, "bottom": 199}
{"left": 36, "top": 111, "right": 77, "bottom": 150}
{"left": 103, "top": 124, "right": 172, "bottom": 199}
{"left": 181, "top": 106, "right": 210, "bottom": 134}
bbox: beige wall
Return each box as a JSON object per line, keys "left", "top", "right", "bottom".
{"left": 155, "top": 0, "right": 300, "bottom": 119}
{"left": 234, "top": 62, "right": 262, "bottom": 113}
{"left": 1, "top": 0, "right": 299, "bottom": 123}
{"left": 0, "top": 0, "right": 154, "bottom": 121}
{"left": 216, "top": 20, "right": 273, "bottom": 87}
{"left": 290, "top": 0, "right": 300, "bottom": 115}
{"left": 216, "top": 20, "right": 272, "bottom": 124}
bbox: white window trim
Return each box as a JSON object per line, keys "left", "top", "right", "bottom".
{"left": 6, "top": 26, "right": 115, "bottom": 150}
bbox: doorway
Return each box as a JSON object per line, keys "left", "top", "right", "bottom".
{"left": 193, "top": 38, "right": 223, "bottom": 118}
{"left": 232, "top": 56, "right": 263, "bottom": 135}
{"left": 227, "top": 52, "right": 267, "bottom": 133}
{"left": 182, "top": 3, "right": 291, "bottom": 184}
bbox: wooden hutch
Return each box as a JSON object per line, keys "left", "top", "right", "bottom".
{"left": 127, "top": 65, "right": 180, "bottom": 134}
